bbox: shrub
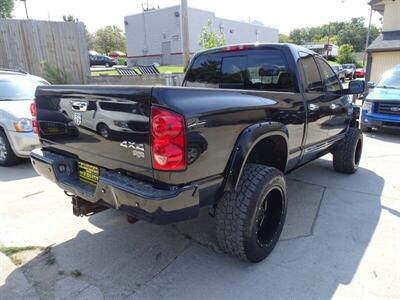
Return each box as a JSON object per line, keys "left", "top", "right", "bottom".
{"left": 41, "top": 62, "right": 68, "bottom": 84}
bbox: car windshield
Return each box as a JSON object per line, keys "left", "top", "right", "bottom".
{"left": 343, "top": 64, "right": 353, "bottom": 69}
{"left": 0, "top": 76, "right": 48, "bottom": 101}
{"left": 376, "top": 70, "right": 400, "bottom": 89}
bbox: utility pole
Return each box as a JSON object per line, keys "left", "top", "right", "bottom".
{"left": 363, "top": 6, "right": 373, "bottom": 67}
{"left": 20, "top": 0, "right": 29, "bottom": 19}
{"left": 181, "top": 0, "right": 190, "bottom": 68}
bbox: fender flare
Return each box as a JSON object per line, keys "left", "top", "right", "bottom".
{"left": 223, "top": 121, "right": 289, "bottom": 192}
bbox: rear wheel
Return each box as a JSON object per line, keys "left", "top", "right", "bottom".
{"left": 332, "top": 128, "right": 363, "bottom": 174}
{"left": 215, "top": 164, "right": 287, "bottom": 262}
{"left": 0, "top": 130, "right": 21, "bottom": 166}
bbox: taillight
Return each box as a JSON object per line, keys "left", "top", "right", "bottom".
{"left": 151, "top": 107, "right": 185, "bottom": 171}
{"left": 30, "top": 102, "right": 39, "bottom": 134}
{"left": 223, "top": 44, "right": 250, "bottom": 52}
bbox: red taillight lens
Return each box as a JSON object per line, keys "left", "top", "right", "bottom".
{"left": 151, "top": 107, "right": 185, "bottom": 171}
{"left": 30, "top": 102, "right": 37, "bottom": 117}
{"left": 30, "top": 102, "right": 39, "bottom": 134}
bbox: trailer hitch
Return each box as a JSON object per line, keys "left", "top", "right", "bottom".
{"left": 72, "top": 196, "right": 108, "bottom": 217}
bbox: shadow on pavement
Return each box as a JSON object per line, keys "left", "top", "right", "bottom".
{"left": 363, "top": 128, "right": 400, "bottom": 143}
{"left": 0, "top": 163, "right": 385, "bottom": 299}
{"left": 0, "top": 160, "right": 38, "bottom": 182}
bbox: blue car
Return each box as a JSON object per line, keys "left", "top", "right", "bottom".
{"left": 361, "top": 65, "right": 400, "bottom": 132}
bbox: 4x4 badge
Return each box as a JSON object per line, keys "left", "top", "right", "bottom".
{"left": 120, "top": 141, "right": 145, "bottom": 158}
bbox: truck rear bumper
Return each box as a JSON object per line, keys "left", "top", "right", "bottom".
{"left": 30, "top": 149, "right": 222, "bottom": 224}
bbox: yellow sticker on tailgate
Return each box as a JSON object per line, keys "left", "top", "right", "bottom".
{"left": 78, "top": 161, "right": 99, "bottom": 185}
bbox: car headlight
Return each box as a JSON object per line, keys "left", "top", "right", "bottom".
{"left": 362, "top": 101, "right": 373, "bottom": 114}
{"left": 14, "top": 118, "right": 33, "bottom": 132}
{"left": 114, "top": 120, "right": 129, "bottom": 128}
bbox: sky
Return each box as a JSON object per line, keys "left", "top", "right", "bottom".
{"left": 13, "top": 0, "right": 382, "bottom": 35}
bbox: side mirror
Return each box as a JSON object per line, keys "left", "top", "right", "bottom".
{"left": 344, "top": 80, "right": 365, "bottom": 95}
{"left": 367, "top": 81, "right": 375, "bottom": 88}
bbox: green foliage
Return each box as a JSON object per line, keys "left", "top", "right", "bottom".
{"left": 289, "top": 17, "right": 380, "bottom": 51}
{"left": 0, "top": 246, "right": 37, "bottom": 256}
{"left": 41, "top": 62, "right": 68, "bottom": 84}
{"left": 0, "top": 0, "right": 14, "bottom": 18}
{"left": 62, "top": 15, "right": 78, "bottom": 22}
{"left": 278, "top": 34, "right": 291, "bottom": 43}
{"left": 116, "top": 57, "right": 126, "bottom": 65}
{"left": 93, "top": 25, "right": 126, "bottom": 54}
{"left": 86, "top": 29, "right": 97, "bottom": 51}
{"left": 198, "top": 20, "right": 226, "bottom": 49}
{"left": 336, "top": 44, "right": 356, "bottom": 64}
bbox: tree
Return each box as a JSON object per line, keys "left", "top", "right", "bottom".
{"left": 94, "top": 25, "right": 126, "bottom": 54}
{"left": 85, "top": 29, "right": 97, "bottom": 51}
{"left": 336, "top": 44, "right": 356, "bottom": 64}
{"left": 0, "top": 0, "right": 14, "bottom": 18}
{"left": 288, "top": 17, "right": 381, "bottom": 52}
{"left": 198, "top": 20, "right": 225, "bottom": 49}
{"left": 278, "top": 33, "right": 291, "bottom": 43}
{"left": 63, "top": 15, "right": 79, "bottom": 22}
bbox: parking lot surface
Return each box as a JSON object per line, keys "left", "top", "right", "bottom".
{"left": 0, "top": 130, "right": 399, "bottom": 300}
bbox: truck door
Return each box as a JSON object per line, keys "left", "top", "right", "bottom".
{"left": 298, "top": 53, "right": 331, "bottom": 150}
{"left": 315, "top": 57, "right": 349, "bottom": 138}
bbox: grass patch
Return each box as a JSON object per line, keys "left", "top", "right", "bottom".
{"left": 71, "top": 270, "right": 82, "bottom": 278}
{"left": 90, "top": 65, "right": 184, "bottom": 76}
{"left": 0, "top": 246, "right": 38, "bottom": 256}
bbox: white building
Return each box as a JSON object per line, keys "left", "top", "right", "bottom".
{"left": 302, "top": 44, "right": 339, "bottom": 59}
{"left": 124, "top": 5, "right": 279, "bottom": 66}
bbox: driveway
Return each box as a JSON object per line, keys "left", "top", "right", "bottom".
{"left": 0, "top": 130, "right": 399, "bottom": 299}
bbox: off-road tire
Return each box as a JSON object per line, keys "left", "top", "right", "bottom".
{"left": 332, "top": 128, "right": 363, "bottom": 174}
{"left": 215, "top": 164, "right": 287, "bottom": 263}
{"left": 0, "top": 130, "right": 21, "bottom": 166}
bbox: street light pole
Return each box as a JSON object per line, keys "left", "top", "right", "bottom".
{"left": 20, "top": 0, "right": 29, "bottom": 19}
{"left": 181, "top": 0, "right": 190, "bottom": 68}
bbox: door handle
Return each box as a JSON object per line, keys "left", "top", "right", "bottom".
{"left": 309, "top": 103, "right": 319, "bottom": 111}
{"left": 71, "top": 101, "right": 88, "bottom": 111}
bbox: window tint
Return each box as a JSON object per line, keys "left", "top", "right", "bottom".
{"left": 185, "top": 50, "right": 293, "bottom": 91}
{"left": 185, "top": 54, "right": 220, "bottom": 88}
{"left": 298, "top": 54, "right": 323, "bottom": 92}
{"left": 315, "top": 57, "right": 341, "bottom": 93}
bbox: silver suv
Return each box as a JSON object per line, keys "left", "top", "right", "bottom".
{"left": 0, "top": 70, "right": 49, "bottom": 166}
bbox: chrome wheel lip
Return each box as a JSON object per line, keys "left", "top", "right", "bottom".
{"left": 0, "top": 136, "right": 8, "bottom": 161}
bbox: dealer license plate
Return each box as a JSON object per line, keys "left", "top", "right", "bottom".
{"left": 78, "top": 161, "right": 99, "bottom": 185}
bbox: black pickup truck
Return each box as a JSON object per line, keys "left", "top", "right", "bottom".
{"left": 31, "top": 44, "right": 364, "bottom": 262}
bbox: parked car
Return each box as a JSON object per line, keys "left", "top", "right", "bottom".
{"left": 342, "top": 63, "right": 357, "bottom": 79}
{"left": 355, "top": 68, "right": 365, "bottom": 78}
{"left": 0, "top": 70, "right": 49, "bottom": 166}
{"left": 331, "top": 64, "right": 346, "bottom": 82}
{"left": 361, "top": 64, "right": 400, "bottom": 132}
{"left": 89, "top": 55, "right": 117, "bottom": 67}
{"left": 32, "top": 44, "right": 364, "bottom": 263}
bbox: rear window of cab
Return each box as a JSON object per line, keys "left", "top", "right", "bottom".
{"left": 184, "top": 49, "right": 294, "bottom": 92}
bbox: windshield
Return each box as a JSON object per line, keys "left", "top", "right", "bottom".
{"left": 376, "top": 69, "right": 400, "bottom": 89}
{"left": 0, "top": 76, "right": 48, "bottom": 101}
{"left": 342, "top": 64, "right": 353, "bottom": 69}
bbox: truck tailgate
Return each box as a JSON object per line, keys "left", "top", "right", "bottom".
{"left": 35, "top": 85, "right": 153, "bottom": 180}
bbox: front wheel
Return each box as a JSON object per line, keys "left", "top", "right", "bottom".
{"left": 332, "top": 128, "right": 363, "bottom": 174}
{"left": 0, "top": 130, "right": 22, "bottom": 166}
{"left": 215, "top": 164, "right": 287, "bottom": 263}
